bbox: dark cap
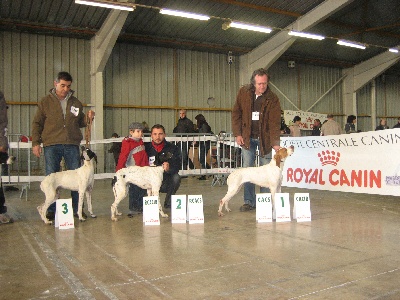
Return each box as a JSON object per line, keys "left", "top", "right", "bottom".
{"left": 129, "top": 122, "right": 144, "bottom": 130}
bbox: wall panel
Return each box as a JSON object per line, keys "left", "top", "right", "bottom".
{"left": 0, "top": 31, "right": 91, "bottom": 136}
{"left": 104, "top": 45, "right": 238, "bottom": 136}
{"left": 2, "top": 30, "right": 400, "bottom": 142}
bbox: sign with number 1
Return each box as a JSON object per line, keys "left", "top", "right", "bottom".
{"left": 273, "top": 193, "right": 291, "bottom": 222}
{"left": 55, "top": 198, "right": 74, "bottom": 229}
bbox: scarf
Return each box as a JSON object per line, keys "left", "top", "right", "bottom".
{"left": 152, "top": 140, "right": 165, "bottom": 153}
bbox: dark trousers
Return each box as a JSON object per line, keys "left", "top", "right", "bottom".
{"left": 160, "top": 173, "right": 181, "bottom": 206}
{"left": 129, "top": 183, "right": 146, "bottom": 210}
{"left": 178, "top": 142, "right": 194, "bottom": 170}
{"left": 0, "top": 184, "right": 6, "bottom": 214}
{"left": 129, "top": 173, "right": 181, "bottom": 208}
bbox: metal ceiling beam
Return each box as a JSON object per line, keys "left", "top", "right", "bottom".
{"left": 90, "top": 9, "right": 129, "bottom": 142}
{"left": 240, "top": 0, "right": 355, "bottom": 85}
{"left": 210, "top": 0, "right": 301, "bottom": 17}
{"left": 342, "top": 46, "right": 400, "bottom": 124}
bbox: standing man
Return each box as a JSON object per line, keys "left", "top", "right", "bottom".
{"left": 147, "top": 124, "right": 181, "bottom": 208}
{"left": 311, "top": 119, "right": 322, "bottom": 136}
{"left": 31, "top": 71, "right": 95, "bottom": 221}
{"left": 0, "top": 91, "right": 13, "bottom": 224}
{"left": 232, "top": 68, "right": 281, "bottom": 212}
{"left": 173, "top": 109, "right": 195, "bottom": 170}
{"left": 320, "top": 114, "right": 343, "bottom": 136}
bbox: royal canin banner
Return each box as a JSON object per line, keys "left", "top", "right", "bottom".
{"left": 280, "top": 129, "right": 400, "bottom": 196}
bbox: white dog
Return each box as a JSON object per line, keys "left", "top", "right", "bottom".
{"left": 218, "top": 146, "right": 294, "bottom": 216}
{"left": 37, "top": 147, "right": 97, "bottom": 224}
{"left": 111, "top": 165, "right": 168, "bottom": 221}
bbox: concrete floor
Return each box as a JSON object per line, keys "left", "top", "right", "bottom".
{"left": 1, "top": 176, "right": 400, "bottom": 300}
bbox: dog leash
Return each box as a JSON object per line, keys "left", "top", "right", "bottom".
{"left": 85, "top": 111, "right": 93, "bottom": 148}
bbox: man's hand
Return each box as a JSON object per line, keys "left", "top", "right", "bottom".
{"left": 33, "top": 145, "right": 42, "bottom": 158}
{"left": 235, "top": 135, "right": 244, "bottom": 146}
{"left": 273, "top": 145, "right": 281, "bottom": 152}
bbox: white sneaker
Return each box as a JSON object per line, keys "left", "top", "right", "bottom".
{"left": 0, "top": 213, "right": 14, "bottom": 224}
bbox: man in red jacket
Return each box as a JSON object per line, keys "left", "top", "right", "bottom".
{"left": 231, "top": 68, "right": 281, "bottom": 212}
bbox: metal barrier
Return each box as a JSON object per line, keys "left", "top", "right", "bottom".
{"left": 2, "top": 134, "right": 32, "bottom": 200}
{"left": 4, "top": 132, "right": 243, "bottom": 197}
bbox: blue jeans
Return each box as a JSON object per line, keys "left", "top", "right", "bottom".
{"left": 242, "top": 138, "right": 271, "bottom": 207}
{"left": 44, "top": 144, "right": 80, "bottom": 213}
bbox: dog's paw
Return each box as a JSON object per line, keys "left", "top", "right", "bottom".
{"left": 116, "top": 212, "right": 122, "bottom": 216}
{"left": 111, "top": 217, "right": 118, "bottom": 221}
{"left": 226, "top": 208, "right": 231, "bottom": 212}
{"left": 160, "top": 213, "right": 168, "bottom": 218}
{"left": 79, "top": 218, "right": 87, "bottom": 222}
{"left": 218, "top": 211, "right": 225, "bottom": 217}
{"left": 90, "top": 214, "right": 97, "bottom": 218}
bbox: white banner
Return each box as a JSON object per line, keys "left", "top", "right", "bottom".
{"left": 283, "top": 110, "right": 327, "bottom": 131}
{"left": 281, "top": 129, "right": 400, "bottom": 196}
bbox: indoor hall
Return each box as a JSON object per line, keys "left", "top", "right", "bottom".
{"left": 1, "top": 177, "right": 400, "bottom": 299}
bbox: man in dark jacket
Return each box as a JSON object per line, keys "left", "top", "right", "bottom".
{"left": 147, "top": 124, "right": 181, "bottom": 208}
{"left": 231, "top": 68, "right": 281, "bottom": 212}
{"left": 173, "top": 109, "right": 195, "bottom": 170}
{"left": 130, "top": 124, "right": 182, "bottom": 211}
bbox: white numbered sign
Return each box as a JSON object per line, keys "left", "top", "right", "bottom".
{"left": 187, "top": 195, "right": 204, "bottom": 224}
{"left": 55, "top": 198, "right": 74, "bottom": 229}
{"left": 143, "top": 196, "right": 160, "bottom": 225}
{"left": 171, "top": 195, "right": 187, "bottom": 224}
{"left": 273, "top": 193, "right": 291, "bottom": 222}
{"left": 256, "top": 193, "right": 272, "bottom": 223}
{"left": 293, "top": 193, "right": 311, "bottom": 222}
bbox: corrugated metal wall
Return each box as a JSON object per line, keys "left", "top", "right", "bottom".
{"left": 1, "top": 30, "right": 400, "bottom": 140}
{"left": 0, "top": 31, "right": 91, "bottom": 136}
{"left": 269, "top": 61, "right": 343, "bottom": 120}
{"left": 103, "top": 44, "right": 239, "bottom": 137}
{"left": 357, "top": 75, "right": 400, "bottom": 132}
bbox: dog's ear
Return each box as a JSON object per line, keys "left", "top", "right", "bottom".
{"left": 274, "top": 153, "right": 281, "bottom": 168}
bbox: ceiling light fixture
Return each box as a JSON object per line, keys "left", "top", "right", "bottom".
{"left": 230, "top": 21, "right": 272, "bottom": 33}
{"left": 389, "top": 48, "right": 399, "bottom": 53}
{"left": 75, "top": 0, "right": 135, "bottom": 11}
{"left": 159, "top": 8, "right": 210, "bottom": 21}
{"left": 288, "top": 30, "right": 325, "bottom": 40}
{"left": 337, "top": 40, "right": 366, "bottom": 50}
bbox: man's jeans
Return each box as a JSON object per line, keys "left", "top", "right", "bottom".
{"left": 242, "top": 138, "right": 271, "bottom": 207}
{"left": 44, "top": 144, "right": 80, "bottom": 213}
